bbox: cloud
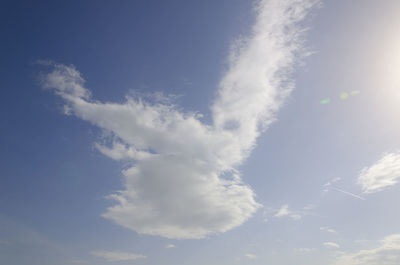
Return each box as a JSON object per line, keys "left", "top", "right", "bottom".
{"left": 274, "top": 204, "right": 302, "bottom": 220}
{"left": 320, "top": 226, "right": 337, "bottom": 234}
{"left": 323, "top": 177, "right": 341, "bottom": 187}
{"left": 358, "top": 152, "right": 400, "bottom": 193}
{"left": 294, "top": 247, "right": 314, "bottom": 253}
{"left": 39, "top": 0, "right": 318, "bottom": 239}
{"left": 322, "top": 176, "right": 365, "bottom": 200}
{"left": 324, "top": 242, "right": 340, "bottom": 249}
{"left": 90, "top": 251, "right": 146, "bottom": 262}
{"left": 245, "top": 253, "right": 257, "bottom": 259}
{"left": 165, "top": 244, "right": 176, "bottom": 249}
{"left": 332, "top": 234, "right": 400, "bottom": 265}
{"left": 332, "top": 188, "right": 365, "bottom": 201}
{"left": 274, "top": 204, "right": 290, "bottom": 217}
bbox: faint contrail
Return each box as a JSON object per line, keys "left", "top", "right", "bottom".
{"left": 333, "top": 188, "right": 366, "bottom": 200}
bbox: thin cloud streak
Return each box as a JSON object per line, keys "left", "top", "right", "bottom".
{"left": 333, "top": 188, "right": 365, "bottom": 201}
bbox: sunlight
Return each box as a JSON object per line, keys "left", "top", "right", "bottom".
{"left": 378, "top": 35, "right": 400, "bottom": 89}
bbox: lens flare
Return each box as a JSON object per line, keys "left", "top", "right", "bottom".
{"left": 340, "top": 92, "right": 349, "bottom": 99}
{"left": 320, "top": 90, "right": 360, "bottom": 104}
{"left": 320, "top": 98, "right": 330, "bottom": 104}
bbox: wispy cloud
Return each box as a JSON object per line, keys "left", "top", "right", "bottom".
{"left": 39, "top": 0, "right": 318, "bottom": 239}
{"left": 294, "top": 247, "right": 314, "bottom": 253}
{"left": 165, "top": 244, "right": 176, "bottom": 249}
{"left": 274, "top": 204, "right": 290, "bottom": 217}
{"left": 322, "top": 177, "right": 365, "bottom": 200}
{"left": 90, "top": 251, "right": 146, "bottom": 262}
{"left": 332, "top": 234, "right": 400, "bottom": 265}
{"left": 245, "top": 253, "right": 257, "bottom": 259}
{"left": 358, "top": 152, "right": 400, "bottom": 193}
{"left": 323, "top": 177, "right": 341, "bottom": 187}
{"left": 274, "top": 204, "right": 302, "bottom": 220}
{"left": 320, "top": 226, "right": 337, "bottom": 234}
{"left": 333, "top": 188, "right": 365, "bottom": 201}
{"left": 324, "top": 242, "right": 340, "bottom": 249}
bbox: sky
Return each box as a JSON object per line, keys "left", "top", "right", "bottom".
{"left": 1, "top": 0, "right": 400, "bottom": 264}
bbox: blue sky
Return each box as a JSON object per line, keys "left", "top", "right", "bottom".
{"left": 1, "top": 0, "right": 400, "bottom": 264}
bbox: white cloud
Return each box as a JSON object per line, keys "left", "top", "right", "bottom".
{"left": 91, "top": 251, "right": 145, "bottom": 262}
{"left": 294, "top": 247, "right": 314, "bottom": 253}
{"left": 40, "top": 0, "right": 318, "bottom": 239}
{"left": 245, "top": 253, "right": 257, "bottom": 259}
{"left": 165, "top": 244, "right": 176, "bottom": 248}
{"left": 323, "top": 177, "right": 341, "bottom": 187}
{"left": 320, "top": 226, "right": 337, "bottom": 234}
{"left": 290, "top": 213, "right": 302, "bottom": 220}
{"left": 274, "top": 204, "right": 290, "bottom": 217}
{"left": 324, "top": 242, "right": 340, "bottom": 249}
{"left": 94, "top": 141, "right": 152, "bottom": 161}
{"left": 358, "top": 152, "right": 400, "bottom": 193}
{"left": 333, "top": 234, "right": 400, "bottom": 265}
{"left": 274, "top": 204, "right": 302, "bottom": 220}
